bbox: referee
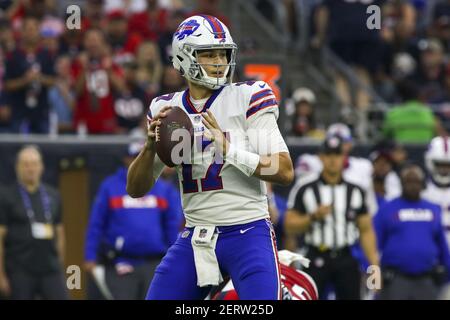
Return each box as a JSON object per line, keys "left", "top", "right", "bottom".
{"left": 285, "top": 136, "right": 379, "bottom": 299}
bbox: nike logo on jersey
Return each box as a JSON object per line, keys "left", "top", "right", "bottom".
{"left": 240, "top": 226, "right": 255, "bottom": 234}
{"left": 259, "top": 83, "right": 266, "bottom": 88}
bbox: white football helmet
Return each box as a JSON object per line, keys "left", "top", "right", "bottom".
{"left": 171, "top": 15, "right": 237, "bottom": 90}
{"left": 425, "top": 136, "right": 450, "bottom": 186}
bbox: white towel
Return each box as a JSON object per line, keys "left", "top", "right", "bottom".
{"left": 92, "top": 265, "right": 114, "bottom": 300}
{"left": 278, "top": 250, "right": 311, "bottom": 268}
{"left": 191, "top": 226, "right": 223, "bottom": 287}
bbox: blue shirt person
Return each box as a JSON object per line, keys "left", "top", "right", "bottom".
{"left": 84, "top": 143, "right": 183, "bottom": 299}
{"left": 374, "top": 164, "right": 450, "bottom": 300}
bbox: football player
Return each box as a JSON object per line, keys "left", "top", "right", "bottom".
{"left": 127, "top": 15, "right": 294, "bottom": 300}
{"left": 422, "top": 136, "right": 450, "bottom": 299}
{"left": 423, "top": 136, "right": 450, "bottom": 247}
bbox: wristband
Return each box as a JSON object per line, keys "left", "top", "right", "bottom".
{"left": 225, "top": 144, "right": 260, "bottom": 177}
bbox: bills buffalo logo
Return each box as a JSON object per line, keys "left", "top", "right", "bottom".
{"left": 174, "top": 19, "right": 200, "bottom": 40}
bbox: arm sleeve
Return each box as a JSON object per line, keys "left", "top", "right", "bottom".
{"left": 245, "top": 81, "right": 287, "bottom": 156}
{"left": 84, "top": 183, "right": 110, "bottom": 262}
{"left": 245, "top": 81, "right": 278, "bottom": 121}
{"left": 162, "top": 184, "right": 183, "bottom": 246}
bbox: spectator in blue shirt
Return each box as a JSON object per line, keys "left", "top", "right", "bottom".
{"left": 84, "top": 142, "right": 183, "bottom": 300}
{"left": 374, "top": 164, "right": 450, "bottom": 300}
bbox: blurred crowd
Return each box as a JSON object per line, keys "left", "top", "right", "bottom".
{"left": 0, "top": 0, "right": 230, "bottom": 135}
{"left": 287, "top": 0, "right": 450, "bottom": 141}
{"left": 1, "top": 0, "right": 449, "bottom": 145}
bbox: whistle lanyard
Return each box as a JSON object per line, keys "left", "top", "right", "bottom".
{"left": 19, "top": 185, "right": 52, "bottom": 223}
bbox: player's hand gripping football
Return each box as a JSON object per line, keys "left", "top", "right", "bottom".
{"left": 202, "top": 109, "right": 229, "bottom": 157}
{"left": 147, "top": 106, "right": 173, "bottom": 149}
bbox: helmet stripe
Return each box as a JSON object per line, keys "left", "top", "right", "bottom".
{"left": 201, "top": 15, "right": 225, "bottom": 39}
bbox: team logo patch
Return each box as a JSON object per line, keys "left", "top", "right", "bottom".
{"left": 174, "top": 19, "right": 200, "bottom": 40}
{"left": 199, "top": 228, "right": 208, "bottom": 238}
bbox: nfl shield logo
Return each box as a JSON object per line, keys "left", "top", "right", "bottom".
{"left": 199, "top": 228, "right": 208, "bottom": 238}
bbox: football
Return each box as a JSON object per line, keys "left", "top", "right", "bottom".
{"left": 155, "top": 107, "right": 194, "bottom": 167}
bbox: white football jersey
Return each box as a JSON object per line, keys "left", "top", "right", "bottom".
{"left": 148, "top": 81, "right": 289, "bottom": 227}
{"left": 422, "top": 181, "right": 450, "bottom": 247}
{"left": 295, "top": 154, "right": 378, "bottom": 214}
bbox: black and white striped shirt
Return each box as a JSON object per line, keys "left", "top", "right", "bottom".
{"left": 288, "top": 175, "right": 368, "bottom": 249}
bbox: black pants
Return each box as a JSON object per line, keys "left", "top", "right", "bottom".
{"left": 379, "top": 269, "right": 439, "bottom": 300}
{"left": 305, "top": 246, "right": 361, "bottom": 300}
{"left": 8, "top": 269, "right": 68, "bottom": 300}
{"left": 88, "top": 259, "right": 160, "bottom": 300}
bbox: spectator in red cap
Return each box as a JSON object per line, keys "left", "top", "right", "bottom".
{"left": 105, "top": 10, "right": 142, "bottom": 66}
{"left": 81, "top": 0, "right": 105, "bottom": 31}
{"left": 72, "top": 29, "right": 126, "bottom": 134}
{"left": 128, "top": 0, "right": 169, "bottom": 41}
{"left": 8, "top": 0, "right": 49, "bottom": 33}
